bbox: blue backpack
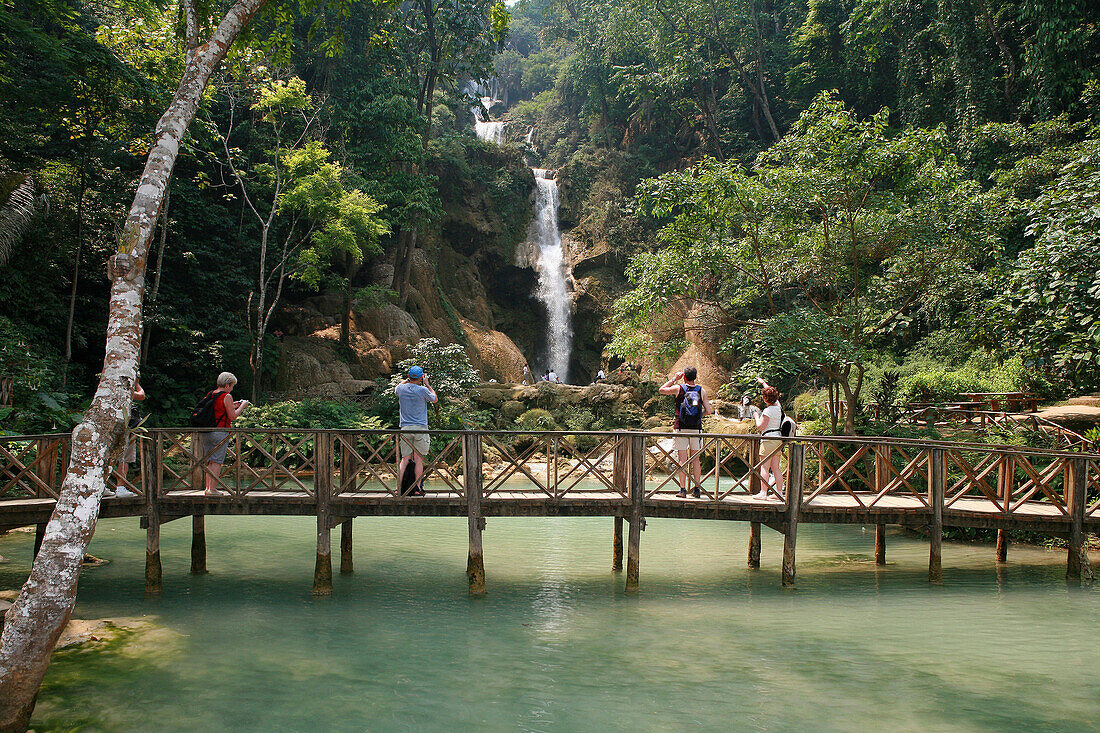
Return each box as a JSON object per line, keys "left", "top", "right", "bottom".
{"left": 678, "top": 385, "right": 703, "bottom": 429}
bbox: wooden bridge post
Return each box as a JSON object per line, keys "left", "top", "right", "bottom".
{"left": 313, "top": 432, "right": 333, "bottom": 596}
{"left": 145, "top": 435, "right": 163, "bottom": 593}
{"left": 748, "top": 522, "right": 761, "bottom": 569}
{"left": 31, "top": 438, "right": 54, "bottom": 561}
{"left": 874, "top": 446, "right": 889, "bottom": 565}
{"left": 625, "top": 434, "right": 646, "bottom": 593}
{"left": 929, "top": 448, "right": 945, "bottom": 583}
{"left": 612, "top": 435, "right": 627, "bottom": 572}
{"left": 464, "top": 433, "right": 486, "bottom": 596}
{"left": 1067, "top": 457, "right": 1093, "bottom": 582}
{"left": 781, "top": 443, "right": 805, "bottom": 587}
{"left": 997, "top": 457, "right": 1012, "bottom": 563}
{"left": 190, "top": 514, "right": 207, "bottom": 574}
{"left": 340, "top": 519, "right": 354, "bottom": 574}
{"left": 145, "top": 493, "right": 162, "bottom": 594}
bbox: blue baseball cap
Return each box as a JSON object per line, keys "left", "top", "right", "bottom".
{"left": 408, "top": 366, "right": 424, "bottom": 379}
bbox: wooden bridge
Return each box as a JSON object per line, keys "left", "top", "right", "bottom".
{"left": 1, "top": 429, "right": 1096, "bottom": 595}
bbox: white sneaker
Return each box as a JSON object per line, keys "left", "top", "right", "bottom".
{"left": 752, "top": 491, "right": 769, "bottom": 501}
{"left": 114, "top": 487, "right": 137, "bottom": 498}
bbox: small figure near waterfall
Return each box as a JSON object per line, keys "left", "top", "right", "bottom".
{"left": 523, "top": 363, "right": 532, "bottom": 386}
{"left": 395, "top": 366, "right": 437, "bottom": 497}
{"left": 659, "top": 367, "right": 712, "bottom": 498}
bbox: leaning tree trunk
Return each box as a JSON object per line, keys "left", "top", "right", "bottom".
{"left": 0, "top": 2, "right": 266, "bottom": 729}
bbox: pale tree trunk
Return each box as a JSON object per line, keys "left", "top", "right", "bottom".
{"left": 0, "top": 2, "right": 266, "bottom": 728}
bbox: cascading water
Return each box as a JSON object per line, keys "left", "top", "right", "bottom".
{"left": 474, "top": 118, "right": 505, "bottom": 144}
{"left": 529, "top": 168, "right": 572, "bottom": 382}
{"left": 469, "top": 97, "right": 573, "bottom": 381}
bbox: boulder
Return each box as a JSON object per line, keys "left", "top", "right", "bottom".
{"left": 359, "top": 303, "right": 422, "bottom": 342}
{"left": 461, "top": 320, "right": 526, "bottom": 382}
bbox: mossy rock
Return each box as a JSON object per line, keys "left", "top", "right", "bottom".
{"left": 502, "top": 400, "right": 526, "bottom": 421}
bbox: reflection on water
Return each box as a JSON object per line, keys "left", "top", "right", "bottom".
{"left": 0, "top": 517, "right": 1096, "bottom": 731}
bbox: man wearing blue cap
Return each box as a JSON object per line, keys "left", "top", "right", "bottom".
{"left": 395, "top": 365, "right": 437, "bottom": 496}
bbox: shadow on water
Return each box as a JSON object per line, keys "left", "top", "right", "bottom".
{"left": 0, "top": 516, "right": 1095, "bottom": 732}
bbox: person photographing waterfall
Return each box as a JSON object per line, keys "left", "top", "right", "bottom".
{"left": 396, "top": 366, "right": 437, "bottom": 497}
{"left": 659, "top": 367, "right": 712, "bottom": 498}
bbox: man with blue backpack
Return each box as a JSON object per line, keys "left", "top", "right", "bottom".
{"left": 659, "top": 367, "right": 713, "bottom": 498}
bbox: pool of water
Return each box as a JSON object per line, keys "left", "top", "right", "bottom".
{"left": 1, "top": 516, "right": 1096, "bottom": 731}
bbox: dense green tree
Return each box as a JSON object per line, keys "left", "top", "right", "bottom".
{"left": 613, "top": 94, "right": 994, "bottom": 432}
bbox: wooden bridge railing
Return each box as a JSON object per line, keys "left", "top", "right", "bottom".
{"left": 2, "top": 428, "right": 1097, "bottom": 593}
{"left": 3, "top": 430, "right": 1099, "bottom": 523}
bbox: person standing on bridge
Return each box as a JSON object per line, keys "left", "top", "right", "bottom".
{"left": 396, "top": 366, "right": 437, "bottom": 497}
{"left": 752, "top": 377, "right": 785, "bottom": 501}
{"left": 200, "top": 372, "right": 250, "bottom": 496}
{"left": 659, "top": 366, "right": 712, "bottom": 498}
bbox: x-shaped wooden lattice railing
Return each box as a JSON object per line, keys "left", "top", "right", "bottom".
{"left": 644, "top": 436, "right": 715, "bottom": 498}
{"left": 1008, "top": 454, "right": 1069, "bottom": 515}
{"left": 234, "top": 432, "right": 316, "bottom": 496}
{"left": 0, "top": 437, "right": 65, "bottom": 499}
{"left": 334, "top": 433, "right": 400, "bottom": 495}
{"left": 944, "top": 450, "right": 1003, "bottom": 511}
{"left": 104, "top": 435, "right": 149, "bottom": 498}
{"left": 708, "top": 437, "right": 756, "bottom": 501}
{"left": 871, "top": 445, "right": 931, "bottom": 508}
{"left": 1087, "top": 459, "right": 1100, "bottom": 519}
{"left": 417, "top": 434, "right": 464, "bottom": 496}
{"left": 552, "top": 434, "right": 621, "bottom": 498}
{"left": 483, "top": 434, "right": 551, "bottom": 498}
{"left": 805, "top": 442, "right": 874, "bottom": 506}
{"left": 157, "top": 431, "right": 239, "bottom": 495}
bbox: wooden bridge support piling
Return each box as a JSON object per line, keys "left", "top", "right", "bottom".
{"left": 996, "top": 530, "right": 1008, "bottom": 564}
{"left": 313, "top": 433, "right": 333, "bottom": 596}
{"left": 465, "top": 434, "right": 486, "bottom": 596}
{"left": 875, "top": 524, "right": 886, "bottom": 566}
{"left": 612, "top": 515, "right": 623, "bottom": 572}
{"left": 145, "top": 497, "right": 162, "bottom": 594}
{"left": 781, "top": 444, "right": 805, "bottom": 587}
{"left": 928, "top": 449, "right": 945, "bottom": 583}
{"left": 191, "top": 514, "right": 207, "bottom": 574}
{"left": 1067, "top": 458, "right": 1094, "bottom": 582}
{"left": 340, "top": 519, "right": 354, "bottom": 574}
{"left": 625, "top": 435, "right": 645, "bottom": 593}
{"left": 748, "top": 522, "right": 761, "bottom": 569}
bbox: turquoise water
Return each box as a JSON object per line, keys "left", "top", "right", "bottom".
{"left": 1, "top": 515, "right": 1096, "bottom": 732}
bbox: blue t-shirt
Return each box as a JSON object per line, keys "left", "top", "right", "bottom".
{"left": 395, "top": 382, "right": 436, "bottom": 427}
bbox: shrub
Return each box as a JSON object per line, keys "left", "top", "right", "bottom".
{"left": 236, "top": 399, "right": 384, "bottom": 430}
{"left": 515, "top": 408, "right": 559, "bottom": 431}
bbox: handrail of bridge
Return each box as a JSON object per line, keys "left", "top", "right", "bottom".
{"left": 1, "top": 429, "right": 1097, "bottom": 526}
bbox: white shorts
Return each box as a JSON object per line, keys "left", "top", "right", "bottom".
{"left": 673, "top": 429, "right": 702, "bottom": 451}
{"left": 398, "top": 427, "right": 430, "bottom": 458}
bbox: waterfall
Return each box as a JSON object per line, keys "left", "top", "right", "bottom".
{"left": 474, "top": 119, "right": 505, "bottom": 144}
{"left": 467, "top": 97, "right": 573, "bottom": 381}
{"left": 529, "top": 168, "right": 572, "bottom": 382}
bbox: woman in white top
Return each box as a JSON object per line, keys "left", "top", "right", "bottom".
{"left": 752, "top": 377, "right": 785, "bottom": 500}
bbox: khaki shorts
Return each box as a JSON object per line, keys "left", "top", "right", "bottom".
{"left": 398, "top": 427, "right": 430, "bottom": 458}
{"left": 761, "top": 438, "right": 784, "bottom": 458}
{"left": 673, "top": 429, "right": 702, "bottom": 451}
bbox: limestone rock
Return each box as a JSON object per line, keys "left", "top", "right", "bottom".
{"left": 360, "top": 303, "right": 421, "bottom": 342}
{"left": 462, "top": 320, "right": 526, "bottom": 382}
